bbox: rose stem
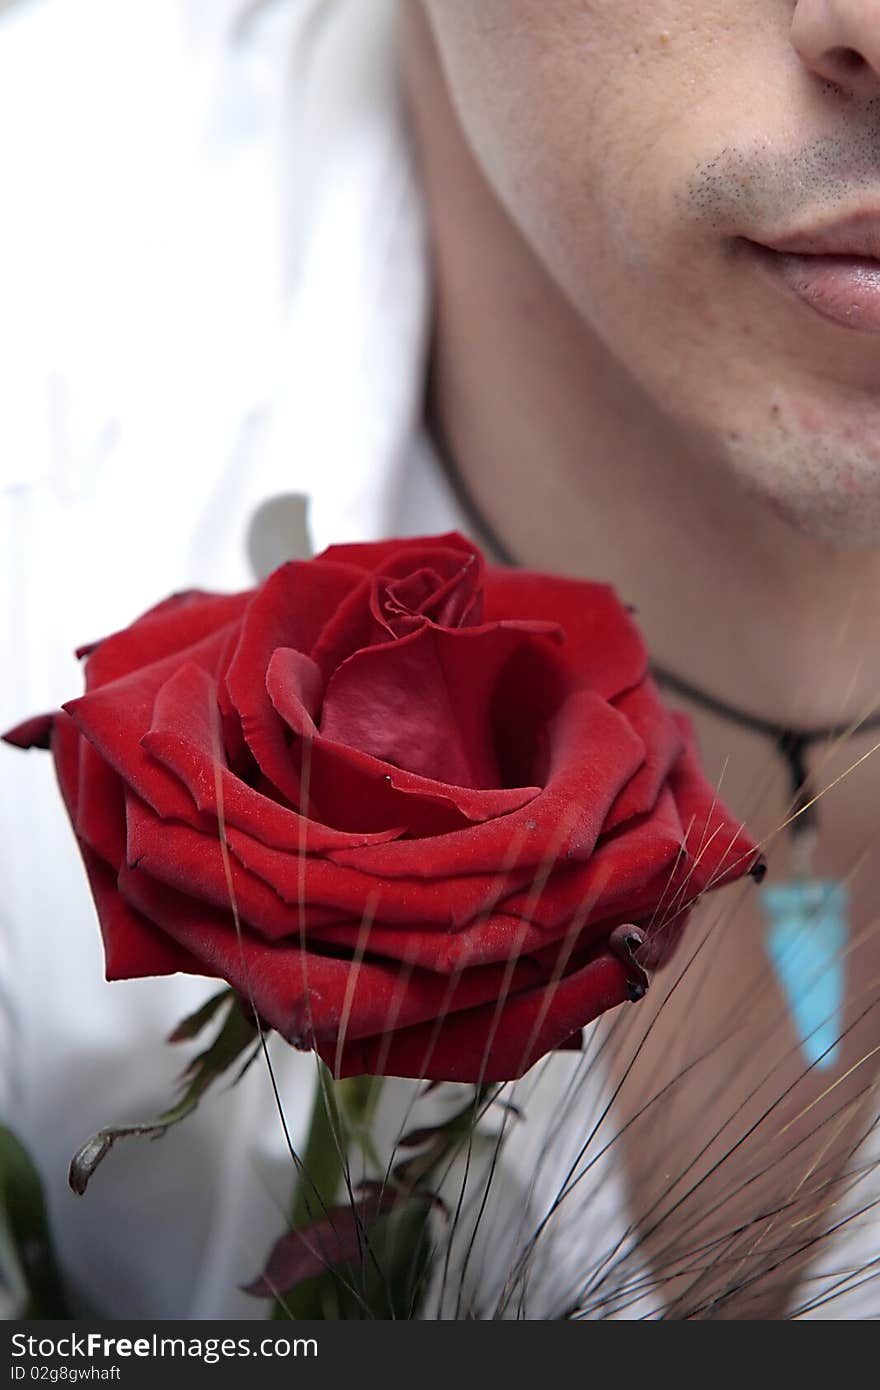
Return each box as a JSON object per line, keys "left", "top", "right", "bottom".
{"left": 271, "top": 1065, "right": 383, "bottom": 1319}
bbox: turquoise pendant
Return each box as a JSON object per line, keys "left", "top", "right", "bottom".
{"left": 760, "top": 880, "right": 847, "bottom": 1070}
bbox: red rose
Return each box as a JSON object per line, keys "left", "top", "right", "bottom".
{"left": 5, "top": 533, "right": 758, "bottom": 1082}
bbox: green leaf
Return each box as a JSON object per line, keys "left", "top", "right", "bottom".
{"left": 0, "top": 1126, "right": 70, "bottom": 1318}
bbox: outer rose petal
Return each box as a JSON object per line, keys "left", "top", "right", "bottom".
{"left": 667, "top": 713, "right": 759, "bottom": 893}
{"left": 123, "top": 790, "right": 537, "bottom": 932}
{"left": 81, "top": 589, "right": 252, "bottom": 691}
{"left": 301, "top": 792, "right": 688, "bottom": 972}
{"left": 324, "top": 948, "right": 631, "bottom": 1083}
{"left": 75, "top": 736, "right": 127, "bottom": 866}
{"left": 143, "top": 661, "right": 404, "bottom": 853}
{"left": 2, "top": 713, "right": 54, "bottom": 749}
{"left": 116, "top": 864, "right": 546, "bottom": 1045}
{"left": 63, "top": 626, "right": 237, "bottom": 823}
{"left": 604, "top": 679, "right": 687, "bottom": 829}
{"left": 83, "top": 846, "right": 207, "bottom": 980}
{"left": 305, "top": 912, "right": 553, "bottom": 973}
{"left": 51, "top": 710, "right": 204, "bottom": 978}
{"left": 51, "top": 708, "right": 83, "bottom": 823}
{"left": 502, "top": 785, "right": 686, "bottom": 929}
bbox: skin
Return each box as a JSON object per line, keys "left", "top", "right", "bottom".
{"left": 404, "top": 2, "right": 880, "bottom": 1316}
{"left": 416, "top": 0, "right": 880, "bottom": 540}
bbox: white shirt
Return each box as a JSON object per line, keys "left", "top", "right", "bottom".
{"left": 0, "top": 0, "right": 873, "bottom": 1320}
{"left": 0, "top": 0, "right": 440, "bottom": 1320}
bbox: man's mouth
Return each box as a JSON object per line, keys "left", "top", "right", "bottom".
{"left": 741, "top": 212, "right": 880, "bottom": 333}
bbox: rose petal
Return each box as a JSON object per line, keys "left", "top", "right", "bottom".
{"left": 263, "top": 647, "right": 323, "bottom": 740}
{"left": 319, "top": 619, "right": 562, "bottom": 789}
{"left": 224, "top": 824, "right": 535, "bottom": 930}
{"left": 483, "top": 568, "right": 648, "bottom": 700}
{"left": 325, "top": 947, "right": 631, "bottom": 1083}
{"left": 372, "top": 547, "right": 483, "bottom": 634}
{"left": 84, "top": 846, "right": 207, "bottom": 979}
{"left": 116, "top": 864, "right": 545, "bottom": 1045}
{"left": 315, "top": 532, "right": 479, "bottom": 579}
{"left": 51, "top": 708, "right": 82, "bottom": 820}
{"left": 2, "top": 712, "right": 54, "bottom": 749}
{"left": 63, "top": 626, "right": 236, "bottom": 824}
{"left": 310, "top": 538, "right": 485, "bottom": 678}
{"left": 500, "top": 786, "right": 686, "bottom": 930}
{"left": 75, "top": 736, "right": 127, "bottom": 867}
{"left": 604, "top": 678, "right": 687, "bottom": 829}
{"left": 122, "top": 790, "right": 534, "bottom": 934}
{"left": 667, "top": 713, "right": 760, "bottom": 895}
{"left": 224, "top": 559, "right": 362, "bottom": 802}
{"left": 305, "top": 912, "right": 551, "bottom": 973}
{"left": 307, "top": 806, "right": 684, "bottom": 970}
{"left": 264, "top": 651, "right": 541, "bottom": 835}
{"left": 81, "top": 590, "right": 252, "bottom": 691}
{"left": 50, "top": 712, "right": 204, "bottom": 978}
{"left": 143, "top": 661, "right": 404, "bottom": 853}
{"left": 327, "top": 690, "right": 645, "bottom": 878}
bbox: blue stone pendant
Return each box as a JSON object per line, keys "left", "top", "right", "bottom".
{"left": 760, "top": 879, "right": 848, "bottom": 1070}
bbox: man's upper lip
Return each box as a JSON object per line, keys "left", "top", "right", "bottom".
{"left": 755, "top": 213, "right": 880, "bottom": 260}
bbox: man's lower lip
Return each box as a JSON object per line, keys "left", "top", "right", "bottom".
{"left": 746, "top": 242, "right": 880, "bottom": 333}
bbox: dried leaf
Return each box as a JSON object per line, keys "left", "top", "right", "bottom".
{"left": 166, "top": 988, "right": 234, "bottom": 1044}
{"left": 245, "top": 1188, "right": 442, "bottom": 1300}
{"left": 69, "top": 995, "right": 257, "bottom": 1195}
{"left": 396, "top": 1125, "right": 448, "bottom": 1151}
{"left": 243, "top": 1191, "right": 398, "bottom": 1298}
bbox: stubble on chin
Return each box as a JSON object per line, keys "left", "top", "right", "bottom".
{"left": 723, "top": 391, "right": 880, "bottom": 549}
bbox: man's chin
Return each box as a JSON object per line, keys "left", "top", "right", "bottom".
{"left": 720, "top": 418, "right": 880, "bottom": 549}
{"left": 744, "top": 466, "right": 880, "bottom": 550}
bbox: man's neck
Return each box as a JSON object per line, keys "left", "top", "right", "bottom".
{"left": 402, "top": 7, "right": 880, "bottom": 730}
